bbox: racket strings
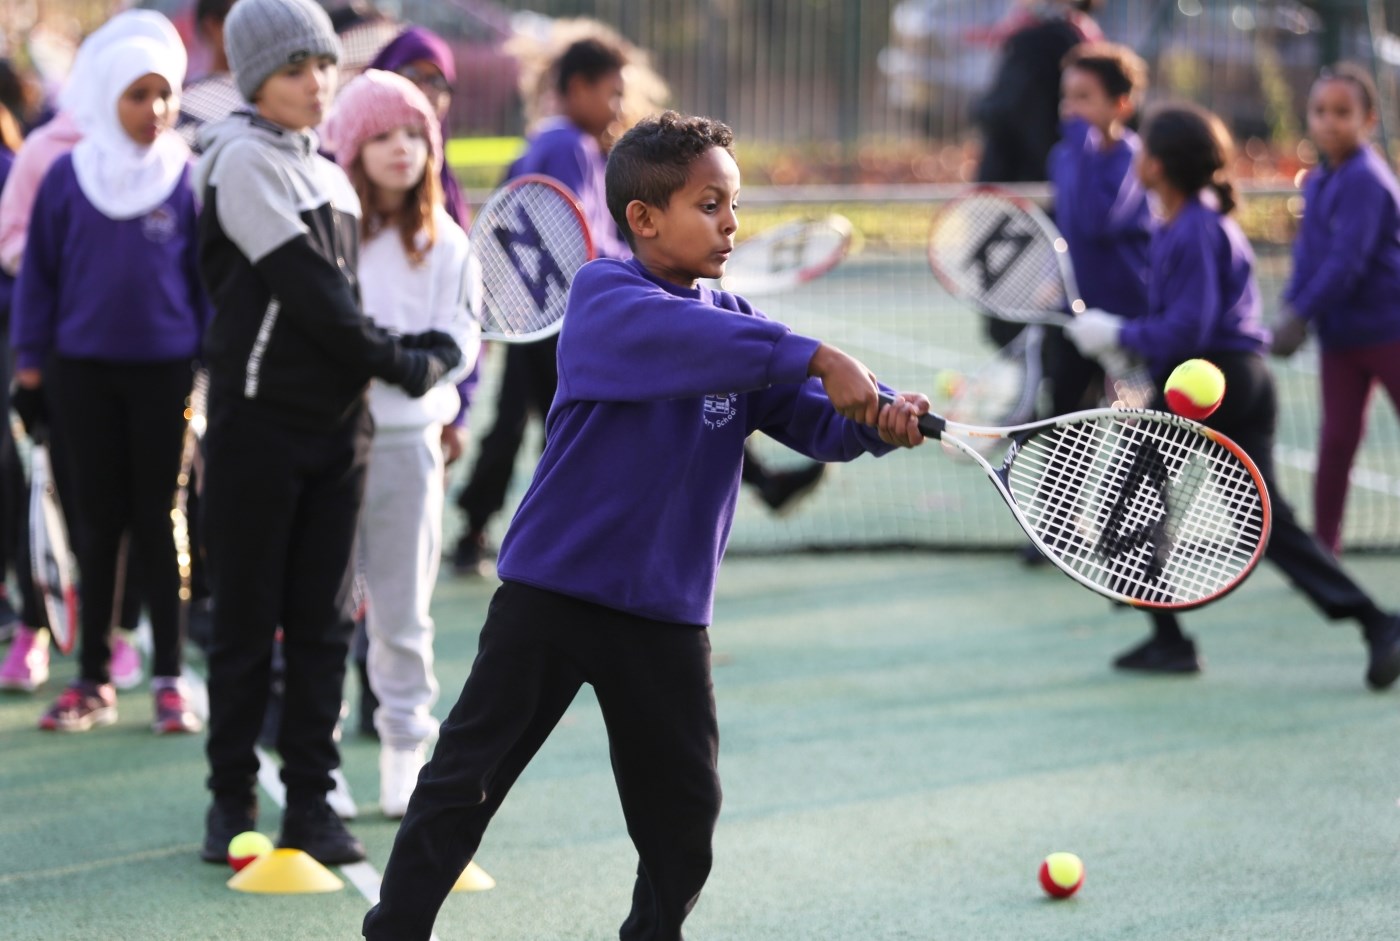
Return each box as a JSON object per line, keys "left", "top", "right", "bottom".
{"left": 1006, "top": 416, "right": 1265, "bottom": 606}
{"left": 929, "top": 196, "right": 1067, "bottom": 321}
{"left": 721, "top": 216, "right": 852, "bottom": 296}
{"left": 472, "top": 184, "right": 592, "bottom": 339}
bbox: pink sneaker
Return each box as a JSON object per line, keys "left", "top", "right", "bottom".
{"left": 0, "top": 626, "right": 50, "bottom": 693}
{"left": 110, "top": 634, "right": 143, "bottom": 691}
{"left": 152, "top": 679, "right": 203, "bottom": 735}
{"left": 39, "top": 681, "right": 117, "bottom": 732}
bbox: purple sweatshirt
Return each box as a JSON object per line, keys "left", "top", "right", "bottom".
{"left": 1119, "top": 195, "right": 1268, "bottom": 379}
{"left": 496, "top": 257, "right": 894, "bottom": 625}
{"left": 508, "top": 117, "right": 630, "bottom": 261}
{"left": 1283, "top": 145, "right": 1400, "bottom": 351}
{"left": 1049, "top": 118, "right": 1151, "bottom": 317}
{"left": 12, "top": 155, "right": 210, "bottom": 369}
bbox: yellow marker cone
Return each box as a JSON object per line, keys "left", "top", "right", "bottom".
{"left": 451, "top": 860, "right": 496, "bottom": 893}
{"left": 227, "top": 848, "right": 344, "bottom": 894}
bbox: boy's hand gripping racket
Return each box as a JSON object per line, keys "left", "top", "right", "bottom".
{"left": 719, "top": 214, "right": 854, "bottom": 297}
{"left": 927, "top": 186, "right": 1153, "bottom": 410}
{"left": 884, "top": 393, "right": 1271, "bottom": 610}
{"left": 468, "top": 174, "right": 594, "bottom": 342}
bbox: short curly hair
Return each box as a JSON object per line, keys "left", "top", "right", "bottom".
{"left": 606, "top": 110, "right": 736, "bottom": 247}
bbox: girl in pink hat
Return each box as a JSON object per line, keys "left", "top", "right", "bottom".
{"left": 323, "top": 69, "right": 479, "bottom": 818}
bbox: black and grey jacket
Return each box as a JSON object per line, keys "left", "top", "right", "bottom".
{"left": 195, "top": 112, "right": 441, "bottom": 428}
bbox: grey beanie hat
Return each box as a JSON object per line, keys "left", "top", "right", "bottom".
{"left": 225, "top": 0, "right": 342, "bottom": 101}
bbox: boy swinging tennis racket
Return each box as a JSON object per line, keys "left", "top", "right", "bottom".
{"left": 363, "top": 111, "right": 929, "bottom": 941}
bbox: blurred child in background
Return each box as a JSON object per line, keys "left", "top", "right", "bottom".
{"left": 0, "top": 9, "right": 179, "bottom": 695}
{"left": 12, "top": 16, "right": 207, "bottom": 733}
{"left": 195, "top": 0, "right": 461, "bottom": 865}
{"left": 1272, "top": 63, "right": 1400, "bottom": 557}
{"left": 324, "top": 69, "right": 479, "bottom": 817}
{"left": 1066, "top": 102, "right": 1400, "bottom": 686}
{"left": 451, "top": 35, "right": 631, "bottom": 576}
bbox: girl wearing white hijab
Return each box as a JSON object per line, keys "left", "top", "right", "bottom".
{"left": 12, "top": 21, "right": 212, "bottom": 735}
{"left": 0, "top": 9, "right": 184, "bottom": 698}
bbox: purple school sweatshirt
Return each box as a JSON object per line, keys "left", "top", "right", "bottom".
{"left": 1283, "top": 145, "right": 1400, "bottom": 351}
{"left": 12, "top": 154, "right": 210, "bottom": 369}
{"left": 1118, "top": 196, "right": 1268, "bottom": 379}
{"left": 496, "top": 257, "right": 895, "bottom": 625}
{"left": 1049, "top": 118, "right": 1151, "bottom": 318}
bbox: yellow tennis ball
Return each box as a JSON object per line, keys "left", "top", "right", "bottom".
{"left": 227, "top": 831, "right": 274, "bottom": 872}
{"left": 1164, "top": 358, "right": 1225, "bottom": 420}
{"left": 1038, "top": 851, "right": 1085, "bottom": 899}
{"left": 934, "top": 368, "right": 964, "bottom": 400}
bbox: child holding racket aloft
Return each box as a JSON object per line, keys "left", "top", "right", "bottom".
{"left": 1066, "top": 102, "right": 1400, "bottom": 685}
{"left": 1045, "top": 42, "right": 1152, "bottom": 417}
{"left": 12, "top": 18, "right": 208, "bottom": 733}
{"left": 322, "top": 69, "right": 479, "bottom": 818}
{"left": 1271, "top": 64, "right": 1400, "bottom": 556}
{"left": 363, "top": 111, "right": 930, "bottom": 941}
{"left": 195, "top": 0, "right": 462, "bottom": 866}
{"left": 451, "top": 35, "right": 632, "bottom": 576}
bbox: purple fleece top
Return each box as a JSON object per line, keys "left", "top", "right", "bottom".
{"left": 12, "top": 155, "right": 210, "bottom": 369}
{"left": 496, "top": 257, "right": 894, "bottom": 625}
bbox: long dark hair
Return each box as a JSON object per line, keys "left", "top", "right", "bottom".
{"left": 1140, "top": 102, "right": 1237, "bottom": 215}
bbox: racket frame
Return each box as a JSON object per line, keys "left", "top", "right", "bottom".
{"left": 468, "top": 173, "right": 594, "bottom": 343}
{"left": 889, "top": 395, "right": 1272, "bottom": 610}
{"left": 29, "top": 443, "right": 78, "bottom": 654}
{"left": 718, "top": 214, "right": 854, "bottom": 296}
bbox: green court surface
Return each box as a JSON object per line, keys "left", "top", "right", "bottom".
{"left": 4, "top": 549, "right": 1400, "bottom": 940}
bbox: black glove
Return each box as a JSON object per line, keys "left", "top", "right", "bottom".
{"left": 398, "top": 329, "right": 456, "bottom": 351}
{"left": 395, "top": 345, "right": 464, "bottom": 398}
{"left": 12, "top": 384, "right": 46, "bottom": 439}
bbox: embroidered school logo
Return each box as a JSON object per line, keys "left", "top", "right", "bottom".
{"left": 142, "top": 206, "right": 177, "bottom": 244}
{"left": 702, "top": 393, "right": 739, "bottom": 430}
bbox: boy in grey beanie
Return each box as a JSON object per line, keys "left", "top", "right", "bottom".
{"left": 196, "top": 0, "right": 464, "bottom": 871}
{"left": 224, "top": 0, "right": 342, "bottom": 102}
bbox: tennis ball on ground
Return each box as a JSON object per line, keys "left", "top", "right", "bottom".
{"left": 1164, "top": 358, "right": 1225, "bottom": 420}
{"left": 227, "top": 831, "right": 275, "bottom": 872}
{"left": 1039, "top": 851, "right": 1085, "bottom": 899}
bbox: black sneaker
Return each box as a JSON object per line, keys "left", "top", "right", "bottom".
{"left": 759, "top": 463, "right": 826, "bottom": 514}
{"left": 201, "top": 797, "right": 258, "bottom": 863}
{"left": 1363, "top": 614, "right": 1400, "bottom": 691}
{"left": 279, "top": 797, "right": 367, "bottom": 865}
{"left": 452, "top": 530, "right": 493, "bottom": 577}
{"left": 1112, "top": 635, "right": 1202, "bottom": 674}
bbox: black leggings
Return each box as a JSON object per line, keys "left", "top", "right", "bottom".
{"left": 45, "top": 357, "right": 192, "bottom": 682}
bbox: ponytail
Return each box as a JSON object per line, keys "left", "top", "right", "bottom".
{"left": 1209, "top": 178, "right": 1236, "bottom": 216}
{"left": 1141, "top": 102, "right": 1238, "bottom": 215}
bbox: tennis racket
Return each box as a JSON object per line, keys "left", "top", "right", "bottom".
{"left": 28, "top": 438, "right": 78, "bottom": 653}
{"left": 885, "top": 393, "right": 1271, "bottom": 609}
{"left": 719, "top": 214, "right": 854, "bottom": 297}
{"left": 468, "top": 174, "right": 594, "bottom": 342}
{"left": 943, "top": 324, "right": 1046, "bottom": 429}
{"left": 927, "top": 186, "right": 1154, "bottom": 409}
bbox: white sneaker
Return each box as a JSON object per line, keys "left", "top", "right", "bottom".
{"left": 379, "top": 745, "right": 427, "bottom": 819}
{"left": 328, "top": 768, "right": 358, "bottom": 820}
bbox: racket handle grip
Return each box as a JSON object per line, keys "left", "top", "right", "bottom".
{"left": 877, "top": 392, "right": 946, "bottom": 440}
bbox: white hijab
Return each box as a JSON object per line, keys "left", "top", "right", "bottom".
{"left": 69, "top": 30, "right": 190, "bottom": 220}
